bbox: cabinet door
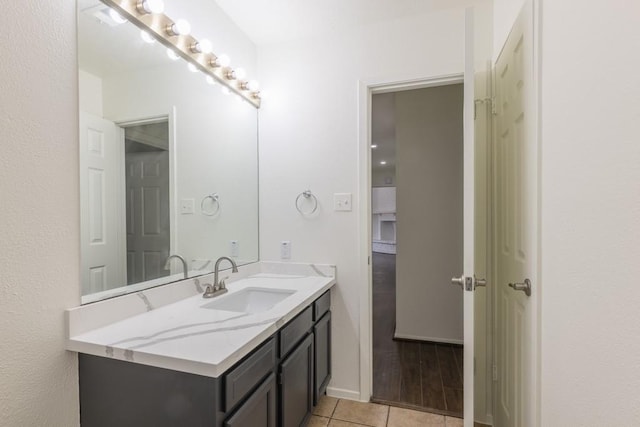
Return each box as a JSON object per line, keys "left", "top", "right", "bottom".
{"left": 279, "top": 333, "right": 314, "bottom": 427}
{"left": 224, "top": 373, "right": 277, "bottom": 427}
{"left": 314, "top": 311, "right": 331, "bottom": 404}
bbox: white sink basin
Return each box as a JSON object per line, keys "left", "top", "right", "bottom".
{"left": 201, "top": 287, "right": 296, "bottom": 314}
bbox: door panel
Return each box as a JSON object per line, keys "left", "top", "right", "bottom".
{"left": 80, "top": 112, "right": 126, "bottom": 294}
{"left": 125, "top": 151, "right": 170, "bottom": 284}
{"left": 494, "top": 1, "right": 536, "bottom": 426}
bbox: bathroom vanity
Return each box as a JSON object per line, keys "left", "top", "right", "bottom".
{"left": 67, "top": 265, "right": 335, "bottom": 427}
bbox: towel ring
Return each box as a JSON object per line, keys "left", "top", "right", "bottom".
{"left": 295, "top": 190, "right": 318, "bottom": 215}
{"left": 201, "top": 193, "right": 220, "bottom": 216}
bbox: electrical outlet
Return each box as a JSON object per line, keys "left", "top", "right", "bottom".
{"left": 180, "top": 199, "right": 195, "bottom": 214}
{"left": 230, "top": 240, "right": 239, "bottom": 257}
{"left": 280, "top": 241, "right": 291, "bottom": 259}
{"left": 334, "top": 193, "right": 352, "bottom": 211}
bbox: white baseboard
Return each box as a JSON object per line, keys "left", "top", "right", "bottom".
{"left": 393, "top": 332, "right": 464, "bottom": 346}
{"left": 326, "top": 386, "right": 364, "bottom": 402}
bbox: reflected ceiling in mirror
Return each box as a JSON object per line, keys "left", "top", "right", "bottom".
{"left": 78, "top": 0, "right": 259, "bottom": 304}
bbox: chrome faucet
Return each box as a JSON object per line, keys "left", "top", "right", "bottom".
{"left": 203, "top": 256, "right": 238, "bottom": 298}
{"left": 164, "top": 254, "right": 188, "bottom": 279}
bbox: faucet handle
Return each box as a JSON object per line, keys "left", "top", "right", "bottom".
{"left": 219, "top": 277, "right": 230, "bottom": 289}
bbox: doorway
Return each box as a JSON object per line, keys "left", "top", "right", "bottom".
{"left": 370, "top": 84, "right": 465, "bottom": 417}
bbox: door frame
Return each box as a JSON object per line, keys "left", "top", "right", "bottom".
{"left": 357, "top": 73, "right": 464, "bottom": 402}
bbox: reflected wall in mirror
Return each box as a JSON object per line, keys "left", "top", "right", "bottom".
{"left": 78, "top": 0, "right": 259, "bottom": 304}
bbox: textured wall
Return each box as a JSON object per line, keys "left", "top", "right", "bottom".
{"left": 0, "top": 2, "right": 81, "bottom": 426}
{"left": 539, "top": 0, "right": 640, "bottom": 424}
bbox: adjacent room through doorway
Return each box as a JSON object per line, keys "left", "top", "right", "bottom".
{"left": 370, "top": 84, "right": 464, "bottom": 418}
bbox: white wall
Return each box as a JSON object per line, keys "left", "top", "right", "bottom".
{"left": 0, "top": 2, "right": 80, "bottom": 426}
{"left": 102, "top": 63, "right": 259, "bottom": 272}
{"left": 258, "top": 2, "right": 492, "bottom": 398}
{"left": 538, "top": 1, "right": 640, "bottom": 424}
{"left": 394, "top": 85, "right": 464, "bottom": 343}
{"left": 79, "top": 70, "right": 103, "bottom": 117}
{"left": 492, "top": 0, "right": 526, "bottom": 58}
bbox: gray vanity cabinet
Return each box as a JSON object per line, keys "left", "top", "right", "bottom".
{"left": 312, "top": 291, "right": 332, "bottom": 404}
{"left": 224, "top": 374, "right": 277, "bottom": 427}
{"left": 279, "top": 333, "right": 314, "bottom": 427}
{"left": 313, "top": 311, "right": 331, "bottom": 404}
{"left": 78, "top": 290, "right": 331, "bottom": 427}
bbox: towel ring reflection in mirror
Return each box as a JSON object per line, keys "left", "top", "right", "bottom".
{"left": 295, "top": 190, "right": 318, "bottom": 215}
{"left": 201, "top": 193, "right": 220, "bottom": 216}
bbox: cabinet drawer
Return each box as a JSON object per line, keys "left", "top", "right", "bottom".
{"left": 279, "top": 307, "right": 312, "bottom": 357}
{"left": 313, "top": 291, "right": 331, "bottom": 321}
{"left": 225, "top": 337, "right": 276, "bottom": 412}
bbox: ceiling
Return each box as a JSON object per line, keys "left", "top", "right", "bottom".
{"left": 214, "top": 0, "right": 483, "bottom": 46}
{"left": 371, "top": 93, "right": 396, "bottom": 176}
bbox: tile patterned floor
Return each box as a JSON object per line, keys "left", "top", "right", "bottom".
{"left": 308, "top": 396, "right": 464, "bottom": 427}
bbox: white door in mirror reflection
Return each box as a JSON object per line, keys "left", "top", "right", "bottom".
{"left": 125, "top": 148, "right": 170, "bottom": 284}
{"left": 80, "top": 112, "right": 126, "bottom": 294}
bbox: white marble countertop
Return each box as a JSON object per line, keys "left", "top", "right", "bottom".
{"left": 67, "top": 269, "right": 335, "bottom": 378}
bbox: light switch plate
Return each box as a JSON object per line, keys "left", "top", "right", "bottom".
{"left": 280, "top": 241, "right": 291, "bottom": 259}
{"left": 230, "top": 240, "right": 239, "bottom": 257}
{"left": 333, "top": 193, "right": 352, "bottom": 211}
{"left": 181, "top": 199, "right": 195, "bottom": 214}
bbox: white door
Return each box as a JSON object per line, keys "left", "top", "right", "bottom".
{"left": 125, "top": 151, "right": 171, "bottom": 284}
{"left": 494, "top": 1, "right": 537, "bottom": 426}
{"left": 79, "top": 112, "right": 126, "bottom": 294}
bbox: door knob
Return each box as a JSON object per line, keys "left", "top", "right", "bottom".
{"left": 508, "top": 279, "right": 532, "bottom": 296}
{"left": 475, "top": 277, "right": 487, "bottom": 287}
{"left": 451, "top": 276, "right": 465, "bottom": 288}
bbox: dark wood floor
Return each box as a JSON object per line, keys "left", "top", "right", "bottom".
{"left": 371, "top": 252, "right": 464, "bottom": 417}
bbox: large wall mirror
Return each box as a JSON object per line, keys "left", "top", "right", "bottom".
{"left": 78, "top": 0, "right": 259, "bottom": 304}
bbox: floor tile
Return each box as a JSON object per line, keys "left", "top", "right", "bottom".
{"left": 308, "top": 415, "right": 331, "bottom": 427}
{"left": 398, "top": 342, "right": 422, "bottom": 406}
{"left": 314, "top": 395, "right": 339, "bottom": 417}
{"left": 332, "top": 400, "right": 389, "bottom": 427}
{"left": 443, "top": 388, "right": 463, "bottom": 413}
{"left": 328, "top": 419, "right": 371, "bottom": 427}
{"left": 387, "top": 406, "right": 445, "bottom": 426}
{"left": 420, "top": 343, "right": 447, "bottom": 410}
{"left": 445, "top": 416, "right": 463, "bottom": 427}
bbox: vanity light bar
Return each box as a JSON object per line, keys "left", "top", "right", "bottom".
{"left": 101, "top": 0, "right": 261, "bottom": 108}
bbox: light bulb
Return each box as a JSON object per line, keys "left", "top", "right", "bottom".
{"left": 200, "top": 39, "right": 213, "bottom": 53}
{"left": 216, "top": 54, "right": 230, "bottom": 67}
{"left": 206, "top": 76, "right": 216, "bottom": 85}
{"left": 167, "top": 19, "right": 191, "bottom": 36}
{"left": 188, "top": 63, "right": 198, "bottom": 73}
{"left": 139, "top": 0, "right": 164, "bottom": 14}
{"left": 109, "top": 9, "right": 127, "bottom": 24}
{"left": 380, "top": 161, "right": 387, "bottom": 165}
{"left": 140, "top": 30, "right": 156, "bottom": 44}
{"left": 166, "top": 48, "right": 179, "bottom": 61}
{"left": 221, "top": 86, "right": 230, "bottom": 96}
{"left": 371, "top": 144, "right": 378, "bottom": 149}
{"left": 235, "top": 67, "right": 246, "bottom": 80}
{"left": 247, "top": 80, "right": 259, "bottom": 92}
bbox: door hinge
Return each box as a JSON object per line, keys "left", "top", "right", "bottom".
{"left": 368, "top": 256, "right": 371, "bottom": 265}
{"left": 492, "top": 365, "right": 498, "bottom": 381}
